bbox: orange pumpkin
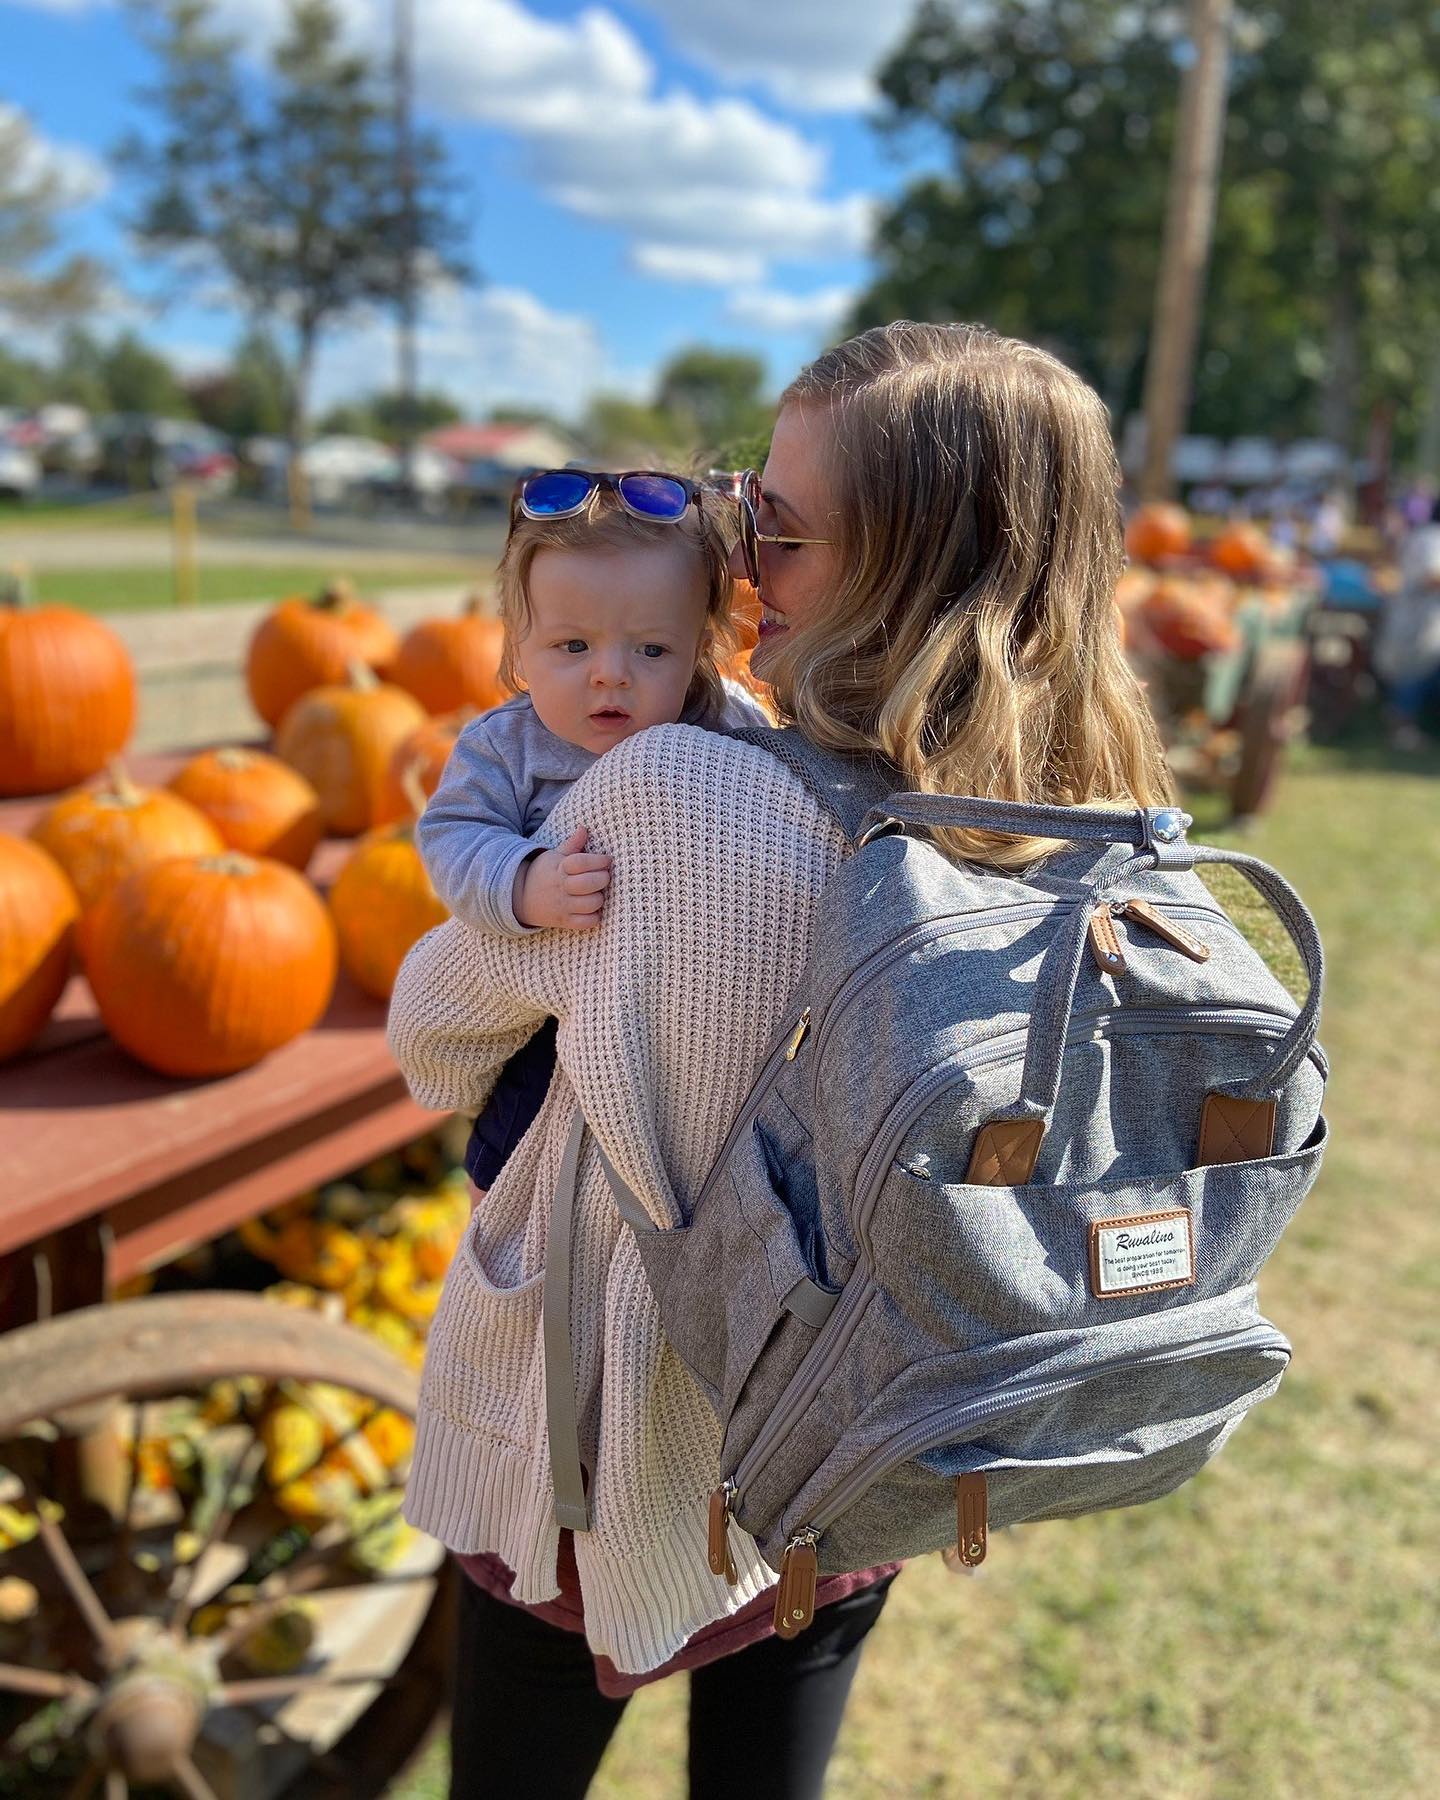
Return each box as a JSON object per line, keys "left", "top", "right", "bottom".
{"left": 385, "top": 595, "right": 506, "bottom": 715}
{"left": 274, "top": 665, "right": 427, "bottom": 836}
{"left": 85, "top": 854, "right": 337, "bottom": 1076}
{"left": 1209, "top": 523, "right": 1270, "bottom": 581}
{"left": 0, "top": 834, "right": 79, "bottom": 1061}
{"left": 329, "top": 816, "right": 448, "bottom": 1001}
{"left": 0, "top": 585, "right": 137, "bottom": 797}
{"left": 169, "top": 748, "right": 324, "bottom": 870}
{"left": 720, "top": 578, "right": 774, "bottom": 706}
{"left": 375, "top": 709, "right": 473, "bottom": 825}
{"left": 1141, "top": 579, "right": 1240, "bottom": 661}
{"left": 31, "top": 764, "right": 223, "bottom": 913}
{"left": 1124, "top": 502, "right": 1192, "bottom": 564}
{"left": 245, "top": 580, "right": 400, "bottom": 729}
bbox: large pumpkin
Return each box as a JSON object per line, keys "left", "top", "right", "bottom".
{"left": 1209, "top": 523, "right": 1270, "bottom": 581}
{"left": 1141, "top": 578, "right": 1240, "bottom": 661}
{"left": 31, "top": 764, "right": 223, "bottom": 913}
{"left": 0, "top": 584, "right": 137, "bottom": 797}
{"left": 245, "top": 580, "right": 400, "bottom": 729}
{"left": 274, "top": 664, "right": 427, "bottom": 836}
{"left": 375, "top": 709, "right": 473, "bottom": 825}
{"left": 329, "top": 816, "right": 448, "bottom": 1001}
{"left": 85, "top": 854, "right": 337, "bottom": 1077}
{"left": 169, "top": 747, "right": 324, "bottom": 870}
{"left": 0, "top": 834, "right": 79, "bottom": 1061}
{"left": 385, "top": 595, "right": 506, "bottom": 715}
{"left": 1124, "top": 502, "right": 1191, "bottom": 565}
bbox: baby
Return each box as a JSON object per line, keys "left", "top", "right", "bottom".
{"left": 417, "top": 468, "right": 768, "bottom": 1191}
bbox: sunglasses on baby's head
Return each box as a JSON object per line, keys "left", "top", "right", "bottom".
{"left": 510, "top": 468, "right": 704, "bottom": 529}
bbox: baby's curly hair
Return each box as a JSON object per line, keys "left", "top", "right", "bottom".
{"left": 496, "top": 487, "right": 741, "bottom": 722}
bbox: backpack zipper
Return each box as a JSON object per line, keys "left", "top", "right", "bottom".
{"left": 725, "top": 1007, "right": 1295, "bottom": 1516}
{"left": 771, "top": 1320, "right": 1288, "bottom": 1627}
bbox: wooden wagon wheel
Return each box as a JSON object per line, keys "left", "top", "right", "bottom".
{"left": 1229, "top": 639, "right": 1310, "bottom": 822}
{"left": 0, "top": 1293, "right": 451, "bottom": 1800}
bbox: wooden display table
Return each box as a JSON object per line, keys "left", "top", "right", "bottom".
{"left": 0, "top": 752, "right": 444, "bottom": 1326}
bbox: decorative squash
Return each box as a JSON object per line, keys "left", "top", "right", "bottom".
{"left": 385, "top": 594, "right": 506, "bottom": 715}
{"left": 169, "top": 748, "right": 324, "bottom": 870}
{"left": 375, "top": 709, "right": 473, "bottom": 825}
{"left": 245, "top": 580, "right": 400, "bottom": 729}
{"left": 85, "top": 854, "right": 337, "bottom": 1077}
{"left": 720, "top": 578, "right": 773, "bottom": 707}
{"left": 1208, "top": 523, "right": 1270, "bottom": 581}
{"left": 1124, "top": 502, "right": 1191, "bottom": 565}
{"left": 0, "top": 834, "right": 79, "bottom": 1061}
{"left": 0, "top": 580, "right": 137, "bottom": 797}
{"left": 31, "top": 763, "right": 223, "bottom": 913}
{"left": 329, "top": 789, "right": 448, "bottom": 1001}
{"left": 274, "top": 663, "right": 427, "bottom": 836}
{"left": 1140, "top": 578, "right": 1240, "bottom": 661}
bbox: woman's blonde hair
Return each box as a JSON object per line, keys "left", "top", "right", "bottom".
{"left": 766, "top": 321, "right": 1174, "bottom": 867}
{"left": 496, "top": 491, "right": 739, "bottom": 722}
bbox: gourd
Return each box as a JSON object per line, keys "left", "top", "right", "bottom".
{"left": 375, "top": 709, "right": 472, "bottom": 823}
{"left": 30, "top": 763, "right": 223, "bottom": 913}
{"left": 0, "top": 834, "right": 79, "bottom": 1061}
{"left": 168, "top": 747, "right": 324, "bottom": 870}
{"left": 384, "top": 594, "right": 506, "bottom": 715}
{"left": 274, "top": 664, "right": 426, "bottom": 836}
{"left": 245, "top": 580, "right": 399, "bottom": 729}
{"left": 329, "top": 770, "right": 447, "bottom": 1000}
{"left": 1124, "top": 502, "right": 1192, "bottom": 564}
{"left": 0, "top": 579, "right": 137, "bottom": 796}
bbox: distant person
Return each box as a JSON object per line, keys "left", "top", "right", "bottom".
{"left": 1375, "top": 496, "right": 1440, "bottom": 750}
{"left": 1308, "top": 490, "right": 1348, "bottom": 557}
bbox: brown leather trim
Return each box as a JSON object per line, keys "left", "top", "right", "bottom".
{"left": 1198, "top": 1092, "right": 1276, "bottom": 1165}
{"left": 955, "top": 1473, "right": 988, "bottom": 1566}
{"left": 1088, "top": 1208, "right": 1196, "bottom": 1298}
{"left": 965, "top": 1118, "right": 1044, "bottom": 1186}
{"left": 1088, "top": 904, "right": 1126, "bottom": 974}
{"left": 1122, "top": 897, "right": 1211, "bottom": 962}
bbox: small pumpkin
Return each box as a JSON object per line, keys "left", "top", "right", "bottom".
{"left": 385, "top": 594, "right": 506, "bottom": 715}
{"left": 169, "top": 748, "right": 324, "bottom": 870}
{"left": 31, "top": 763, "right": 224, "bottom": 913}
{"left": 1208, "top": 523, "right": 1270, "bottom": 581}
{"left": 85, "top": 854, "right": 337, "bottom": 1077}
{"left": 329, "top": 772, "right": 448, "bottom": 1000}
{"left": 0, "top": 834, "right": 79, "bottom": 1061}
{"left": 245, "top": 580, "right": 400, "bottom": 729}
{"left": 1140, "top": 578, "right": 1240, "bottom": 661}
{"left": 375, "top": 709, "right": 473, "bottom": 824}
{"left": 0, "top": 578, "right": 138, "bottom": 797}
{"left": 1124, "top": 502, "right": 1191, "bottom": 565}
{"left": 274, "top": 663, "right": 427, "bottom": 836}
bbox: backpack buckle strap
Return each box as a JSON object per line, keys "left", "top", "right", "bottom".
{"left": 1140, "top": 807, "right": 1196, "bottom": 872}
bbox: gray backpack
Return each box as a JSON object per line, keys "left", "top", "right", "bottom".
{"left": 565, "top": 731, "right": 1328, "bottom": 1637}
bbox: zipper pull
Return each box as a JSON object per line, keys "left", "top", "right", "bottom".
{"left": 772, "top": 1530, "right": 819, "bottom": 1638}
{"left": 1087, "top": 904, "right": 1126, "bottom": 975}
{"left": 707, "top": 1483, "right": 737, "bottom": 1584}
{"left": 955, "top": 1473, "right": 988, "bottom": 1567}
{"left": 784, "top": 1008, "right": 811, "bottom": 1062}
{"left": 1121, "top": 898, "right": 1211, "bottom": 963}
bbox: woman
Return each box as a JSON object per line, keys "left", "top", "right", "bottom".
{"left": 387, "top": 321, "right": 1173, "bottom": 1796}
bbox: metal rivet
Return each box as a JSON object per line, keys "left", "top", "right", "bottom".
{"left": 1151, "top": 807, "right": 1187, "bottom": 844}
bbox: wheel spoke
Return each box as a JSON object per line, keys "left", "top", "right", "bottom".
{"left": 170, "top": 1753, "right": 220, "bottom": 1800}
{"left": 216, "top": 1671, "right": 399, "bottom": 1705}
{"left": 15, "top": 1468, "right": 117, "bottom": 1658}
{"left": 171, "top": 1437, "right": 267, "bottom": 1633}
{"left": 0, "top": 1660, "right": 94, "bottom": 1700}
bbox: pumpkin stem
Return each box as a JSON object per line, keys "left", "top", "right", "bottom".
{"left": 105, "top": 758, "right": 142, "bottom": 807}
{"left": 346, "top": 657, "right": 380, "bottom": 693}
{"left": 195, "top": 853, "right": 259, "bottom": 877}
{"left": 462, "top": 590, "right": 487, "bottom": 618}
{"left": 214, "top": 748, "right": 255, "bottom": 771}
{"left": 400, "top": 759, "right": 429, "bottom": 820}
{"left": 315, "top": 578, "right": 358, "bottom": 611}
{"left": 0, "top": 565, "right": 32, "bottom": 609}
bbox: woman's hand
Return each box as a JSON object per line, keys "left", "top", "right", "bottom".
{"left": 513, "top": 827, "right": 613, "bottom": 930}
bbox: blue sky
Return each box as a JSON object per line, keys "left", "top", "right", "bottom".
{"left": 3, "top": 0, "right": 938, "bottom": 422}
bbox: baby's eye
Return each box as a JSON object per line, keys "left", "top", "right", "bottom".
{"left": 639, "top": 643, "right": 668, "bottom": 659}
{"left": 562, "top": 639, "right": 588, "bottom": 654}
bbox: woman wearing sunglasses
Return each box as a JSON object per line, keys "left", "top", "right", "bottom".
{"left": 389, "top": 322, "right": 1172, "bottom": 1797}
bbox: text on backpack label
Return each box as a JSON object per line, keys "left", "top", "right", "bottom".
{"left": 1089, "top": 1209, "right": 1196, "bottom": 1298}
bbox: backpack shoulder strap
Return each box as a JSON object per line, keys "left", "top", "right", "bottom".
{"left": 729, "top": 726, "right": 898, "bottom": 844}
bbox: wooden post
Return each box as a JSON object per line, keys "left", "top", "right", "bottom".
{"left": 172, "top": 481, "right": 198, "bottom": 607}
{"left": 1139, "top": 0, "right": 1234, "bottom": 501}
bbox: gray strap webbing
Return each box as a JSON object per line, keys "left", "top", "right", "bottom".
{"left": 730, "top": 726, "right": 898, "bottom": 844}
{"left": 545, "top": 1109, "right": 590, "bottom": 1531}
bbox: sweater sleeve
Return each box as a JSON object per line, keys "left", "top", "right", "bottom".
{"left": 415, "top": 714, "right": 542, "bottom": 937}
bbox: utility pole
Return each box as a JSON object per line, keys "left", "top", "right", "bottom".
{"left": 1139, "top": 0, "right": 1234, "bottom": 501}
{"left": 393, "top": 0, "right": 419, "bottom": 493}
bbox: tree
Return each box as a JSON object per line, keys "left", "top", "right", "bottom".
{"left": 0, "top": 347, "right": 47, "bottom": 410}
{"left": 101, "top": 331, "right": 192, "bottom": 417}
{"left": 186, "top": 329, "right": 293, "bottom": 440}
{"left": 656, "top": 347, "right": 770, "bottom": 451}
{"left": 0, "top": 104, "right": 105, "bottom": 326}
{"left": 855, "top": 0, "right": 1440, "bottom": 458}
{"left": 122, "top": 0, "right": 470, "bottom": 457}
{"left": 50, "top": 328, "right": 112, "bottom": 416}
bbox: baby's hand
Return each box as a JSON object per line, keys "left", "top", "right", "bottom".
{"left": 514, "top": 827, "right": 613, "bottom": 930}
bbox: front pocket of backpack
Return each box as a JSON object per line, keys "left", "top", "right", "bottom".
{"left": 627, "top": 1121, "right": 837, "bottom": 1420}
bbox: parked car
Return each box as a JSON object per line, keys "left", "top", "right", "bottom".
{"left": 0, "top": 441, "right": 41, "bottom": 499}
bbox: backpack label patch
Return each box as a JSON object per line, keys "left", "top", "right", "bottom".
{"left": 1089, "top": 1209, "right": 1195, "bottom": 1298}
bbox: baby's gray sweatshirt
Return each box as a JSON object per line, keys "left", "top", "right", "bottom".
{"left": 417, "top": 687, "right": 769, "bottom": 935}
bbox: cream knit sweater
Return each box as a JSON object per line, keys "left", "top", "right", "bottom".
{"left": 386, "top": 725, "right": 846, "bottom": 1673}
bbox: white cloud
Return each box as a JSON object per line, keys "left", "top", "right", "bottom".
{"left": 631, "top": 244, "right": 766, "bottom": 287}
{"left": 629, "top": 0, "right": 905, "bottom": 113}
{"left": 725, "top": 285, "right": 855, "bottom": 335}
{"left": 0, "top": 102, "right": 111, "bottom": 207}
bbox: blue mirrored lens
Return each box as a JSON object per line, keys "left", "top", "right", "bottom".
{"left": 617, "top": 474, "right": 689, "bottom": 520}
{"left": 523, "top": 471, "right": 594, "bottom": 515}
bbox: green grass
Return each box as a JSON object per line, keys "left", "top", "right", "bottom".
{"left": 25, "top": 563, "right": 479, "bottom": 612}
{"left": 0, "top": 494, "right": 167, "bottom": 530}
{"left": 386, "top": 737, "right": 1440, "bottom": 1800}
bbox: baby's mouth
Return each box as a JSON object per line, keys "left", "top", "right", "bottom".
{"left": 590, "top": 706, "right": 631, "bottom": 723}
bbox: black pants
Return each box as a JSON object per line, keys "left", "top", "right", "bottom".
{"left": 448, "top": 1570, "right": 896, "bottom": 1799}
